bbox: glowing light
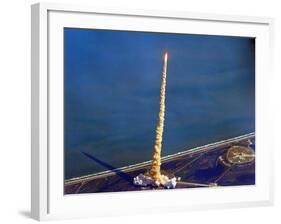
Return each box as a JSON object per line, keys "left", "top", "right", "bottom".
{"left": 164, "top": 52, "right": 168, "bottom": 61}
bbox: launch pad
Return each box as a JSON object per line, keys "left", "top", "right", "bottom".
{"left": 64, "top": 134, "right": 255, "bottom": 194}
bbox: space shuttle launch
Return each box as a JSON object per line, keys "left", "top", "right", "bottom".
{"left": 149, "top": 52, "right": 168, "bottom": 184}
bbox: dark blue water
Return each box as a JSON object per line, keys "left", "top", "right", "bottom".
{"left": 64, "top": 28, "right": 255, "bottom": 179}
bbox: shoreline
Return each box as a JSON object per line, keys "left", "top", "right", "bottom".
{"left": 65, "top": 132, "right": 255, "bottom": 185}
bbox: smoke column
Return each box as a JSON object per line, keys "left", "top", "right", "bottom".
{"left": 149, "top": 52, "right": 168, "bottom": 183}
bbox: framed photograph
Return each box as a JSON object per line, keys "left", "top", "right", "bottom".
{"left": 31, "top": 2, "right": 274, "bottom": 221}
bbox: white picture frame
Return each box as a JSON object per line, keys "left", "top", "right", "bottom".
{"left": 31, "top": 2, "right": 274, "bottom": 221}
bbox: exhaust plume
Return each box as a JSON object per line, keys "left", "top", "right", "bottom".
{"left": 149, "top": 52, "right": 168, "bottom": 183}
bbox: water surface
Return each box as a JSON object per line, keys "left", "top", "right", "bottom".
{"left": 64, "top": 28, "right": 255, "bottom": 179}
